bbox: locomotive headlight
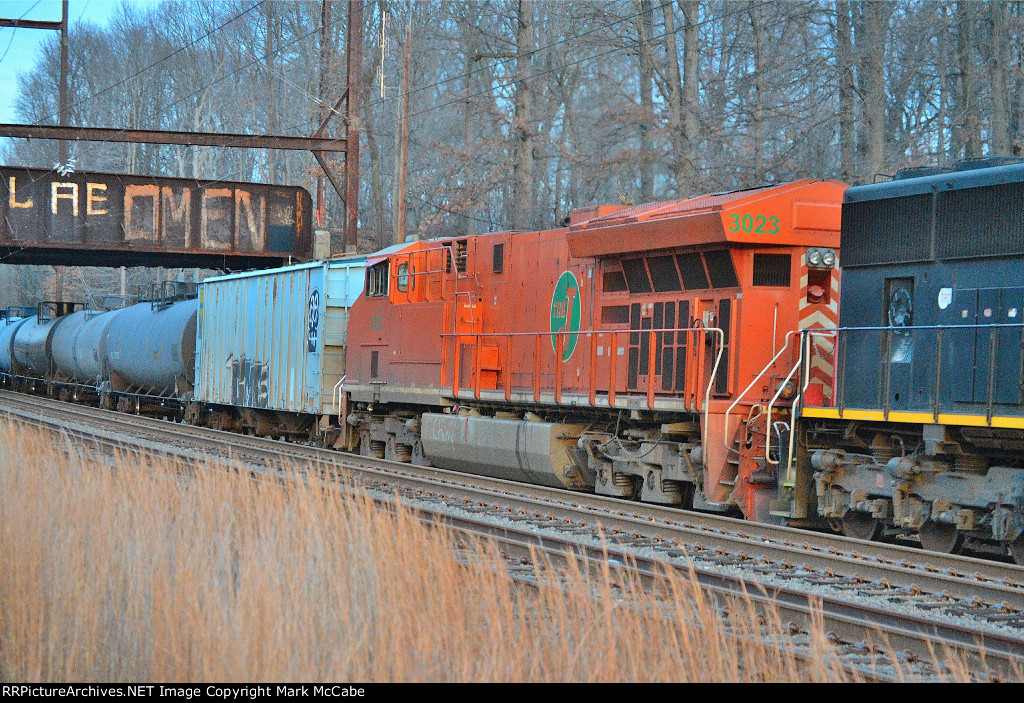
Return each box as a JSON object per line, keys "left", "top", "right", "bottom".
{"left": 822, "top": 249, "right": 836, "bottom": 267}
{"left": 807, "top": 249, "right": 823, "bottom": 266}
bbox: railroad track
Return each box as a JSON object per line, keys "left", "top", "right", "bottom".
{"left": 2, "top": 389, "right": 1023, "bottom": 680}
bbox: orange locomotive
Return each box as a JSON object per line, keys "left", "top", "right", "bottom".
{"left": 342, "top": 180, "right": 846, "bottom": 522}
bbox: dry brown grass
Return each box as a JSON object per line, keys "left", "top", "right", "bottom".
{"left": 0, "top": 420, "right": 976, "bottom": 682}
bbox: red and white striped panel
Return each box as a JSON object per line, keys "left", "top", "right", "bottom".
{"left": 798, "top": 254, "right": 840, "bottom": 405}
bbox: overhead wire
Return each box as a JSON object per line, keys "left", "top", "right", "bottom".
{"left": 9, "top": 0, "right": 274, "bottom": 185}
{"left": 18, "top": 0, "right": 775, "bottom": 164}
{"left": 33, "top": 0, "right": 267, "bottom": 127}
{"left": 0, "top": 0, "right": 45, "bottom": 64}
{"left": 362, "top": 0, "right": 788, "bottom": 225}
{"left": 34, "top": 0, "right": 370, "bottom": 178}
{"left": 365, "top": 0, "right": 680, "bottom": 113}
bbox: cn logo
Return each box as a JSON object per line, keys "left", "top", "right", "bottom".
{"left": 307, "top": 289, "right": 321, "bottom": 352}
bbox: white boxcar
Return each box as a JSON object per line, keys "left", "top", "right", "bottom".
{"left": 195, "top": 257, "right": 366, "bottom": 415}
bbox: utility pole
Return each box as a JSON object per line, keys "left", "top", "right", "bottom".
{"left": 0, "top": 1, "right": 73, "bottom": 299}
{"left": 56, "top": 0, "right": 69, "bottom": 302}
{"left": 392, "top": 18, "right": 410, "bottom": 245}
{"left": 344, "top": 0, "right": 363, "bottom": 252}
{"left": 0, "top": 1, "right": 70, "bottom": 161}
{"left": 316, "top": 0, "right": 333, "bottom": 235}
{"left": 58, "top": 0, "right": 69, "bottom": 164}
{"left": 309, "top": 1, "right": 362, "bottom": 255}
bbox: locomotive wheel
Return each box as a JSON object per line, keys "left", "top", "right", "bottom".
{"left": 1008, "top": 536, "right": 1024, "bottom": 567}
{"left": 918, "top": 522, "right": 964, "bottom": 555}
{"left": 840, "top": 512, "right": 884, "bottom": 541}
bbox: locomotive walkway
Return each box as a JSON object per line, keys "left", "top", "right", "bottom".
{"left": 2, "top": 389, "right": 1023, "bottom": 680}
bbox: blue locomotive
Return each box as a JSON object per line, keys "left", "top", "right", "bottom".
{"left": 796, "top": 160, "right": 1024, "bottom": 562}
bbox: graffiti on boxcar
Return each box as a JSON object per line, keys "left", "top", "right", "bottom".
{"left": 307, "top": 289, "right": 321, "bottom": 353}
{"left": 229, "top": 356, "right": 270, "bottom": 408}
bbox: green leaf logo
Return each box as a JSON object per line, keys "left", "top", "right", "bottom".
{"left": 550, "top": 270, "right": 581, "bottom": 362}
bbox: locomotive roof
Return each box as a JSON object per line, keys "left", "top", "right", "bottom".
{"left": 565, "top": 179, "right": 845, "bottom": 257}
{"left": 845, "top": 162, "right": 1024, "bottom": 204}
{"left": 568, "top": 184, "right": 779, "bottom": 231}
{"left": 363, "top": 238, "right": 453, "bottom": 266}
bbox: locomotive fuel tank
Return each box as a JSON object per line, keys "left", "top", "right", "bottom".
{"left": 70, "top": 309, "right": 125, "bottom": 386}
{"left": 106, "top": 299, "right": 198, "bottom": 397}
{"left": 0, "top": 317, "right": 28, "bottom": 374}
{"left": 420, "top": 413, "right": 590, "bottom": 490}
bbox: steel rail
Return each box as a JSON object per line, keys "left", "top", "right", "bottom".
{"left": 36, "top": 415, "right": 904, "bottom": 682}
{"left": 3, "top": 392, "right": 1024, "bottom": 679}
{"left": 6, "top": 397, "right": 1022, "bottom": 681}
{"left": 1, "top": 389, "right": 1022, "bottom": 601}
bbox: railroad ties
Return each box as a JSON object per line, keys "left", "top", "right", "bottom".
{"left": 1, "top": 388, "right": 1023, "bottom": 682}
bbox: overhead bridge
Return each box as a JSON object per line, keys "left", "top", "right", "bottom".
{"left": 1, "top": 165, "right": 312, "bottom": 270}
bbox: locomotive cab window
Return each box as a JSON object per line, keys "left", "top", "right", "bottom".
{"left": 367, "top": 261, "right": 390, "bottom": 297}
{"left": 397, "top": 263, "right": 411, "bottom": 292}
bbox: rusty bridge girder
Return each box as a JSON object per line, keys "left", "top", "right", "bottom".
{"left": 0, "top": 124, "right": 346, "bottom": 152}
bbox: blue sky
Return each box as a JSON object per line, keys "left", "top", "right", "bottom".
{"left": 0, "top": 0, "right": 159, "bottom": 123}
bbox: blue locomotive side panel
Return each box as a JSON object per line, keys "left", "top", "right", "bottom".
{"left": 831, "top": 162, "right": 1024, "bottom": 421}
{"left": 195, "top": 257, "right": 365, "bottom": 415}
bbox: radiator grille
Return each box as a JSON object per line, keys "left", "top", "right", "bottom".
{"left": 704, "top": 250, "right": 739, "bottom": 288}
{"left": 648, "top": 255, "right": 681, "bottom": 292}
{"left": 601, "top": 305, "right": 629, "bottom": 324}
{"left": 936, "top": 180, "right": 1024, "bottom": 259}
{"left": 841, "top": 194, "right": 931, "bottom": 266}
{"left": 753, "top": 253, "right": 791, "bottom": 287}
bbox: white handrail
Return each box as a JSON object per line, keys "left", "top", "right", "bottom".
{"left": 782, "top": 328, "right": 839, "bottom": 483}
{"left": 723, "top": 329, "right": 799, "bottom": 452}
{"left": 764, "top": 333, "right": 808, "bottom": 466}
{"left": 332, "top": 374, "right": 347, "bottom": 419}
{"left": 699, "top": 327, "right": 726, "bottom": 462}
{"left": 764, "top": 328, "right": 837, "bottom": 469}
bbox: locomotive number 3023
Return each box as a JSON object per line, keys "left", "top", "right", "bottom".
{"left": 728, "top": 213, "right": 779, "bottom": 234}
